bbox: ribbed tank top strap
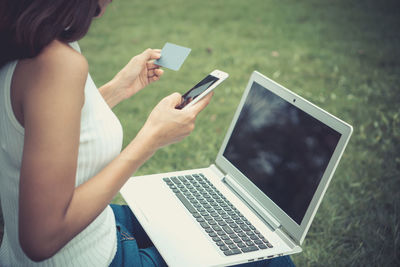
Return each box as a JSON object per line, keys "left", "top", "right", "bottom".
{"left": 1, "top": 60, "right": 24, "bottom": 135}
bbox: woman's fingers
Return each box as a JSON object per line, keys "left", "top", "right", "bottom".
{"left": 148, "top": 69, "right": 164, "bottom": 83}
{"left": 147, "top": 61, "right": 161, "bottom": 70}
{"left": 166, "top": 92, "right": 183, "bottom": 108}
{"left": 142, "top": 48, "right": 161, "bottom": 61}
{"left": 186, "top": 92, "right": 214, "bottom": 114}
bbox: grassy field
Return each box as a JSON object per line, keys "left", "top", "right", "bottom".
{"left": 1, "top": 0, "right": 399, "bottom": 266}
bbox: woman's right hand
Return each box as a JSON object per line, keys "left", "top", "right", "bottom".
{"left": 137, "top": 92, "right": 213, "bottom": 151}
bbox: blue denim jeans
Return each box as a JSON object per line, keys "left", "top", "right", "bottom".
{"left": 109, "top": 204, "right": 295, "bottom": 267}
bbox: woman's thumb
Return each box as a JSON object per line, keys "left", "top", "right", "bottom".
{"left": 165, "top": 92, "right": 183, "bottom": 108}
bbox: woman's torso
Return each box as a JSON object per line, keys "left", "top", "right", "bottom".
{"left": 0, "top": 42, "right": 123, "bottom": 266}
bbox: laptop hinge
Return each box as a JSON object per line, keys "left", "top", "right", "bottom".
{"left": 222, "top": 173, "right": 281, "bottom": 231}
{"left": 275, "top": 227, "right": 300, "bottom": 249}
{"left": 209, "top": 164, "right": 225, "bottom": 179}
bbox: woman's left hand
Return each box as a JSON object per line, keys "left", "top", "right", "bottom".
{"left": 116, "top": 48, "right": 163, "bottom": 97}
{"left": 102, "top": 48, "right": 164, "bottom": 107}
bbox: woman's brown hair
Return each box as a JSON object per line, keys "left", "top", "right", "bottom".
{"left": 0, "top": 0, "right": 101, "bottom": 67}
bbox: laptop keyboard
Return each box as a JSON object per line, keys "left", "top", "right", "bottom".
{"left": 163, "top": 173, "right": 273, "bottom": 256}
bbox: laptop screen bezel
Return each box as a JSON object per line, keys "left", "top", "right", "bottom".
{"left": 215, "top": 71, "right": 353, "bottom": 244}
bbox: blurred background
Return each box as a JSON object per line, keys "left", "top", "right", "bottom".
{"left": 1, "top": 0, "right": 399, "bottom": 266}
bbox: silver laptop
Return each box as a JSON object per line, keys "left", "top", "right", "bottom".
{"left": 120, "top": 71, "right": 353, "bottom": 267}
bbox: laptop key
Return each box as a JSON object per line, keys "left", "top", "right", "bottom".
{"left": 216, "top": 230, "right": 225, "bottom": 236}
{"left": 171, "top": 177, "right": 179, "bottom": 183}
{"left": 240, "top": 225, "right": 250, "bottom": 231}
{"left": 233, "top": 238, "right": 242, "bottom": 243}
{"left": 200, "top": 222, "right": 210, "bottom": 229}
{"left": 206, "top": 207, "right": 215, "bottom": 213}
{"left": 223, "top": 250, "right": 233, "bottom": 256}
{"left": 212, "top": 237, "right": 221, "bottom": 242}
{"left": 193, "top": 204, "right": 202, "bottom": 209}
{"left": 224, "top": 249, "right": 242, "bottom": 256}
{"left": 218, "top": 210, "right": 227, "bottom": 216}
{"left": 237, "top": 242, "right": 246, "bottom": 248}
{"left": 220, "top": 245, "right": 229, "bottom": 251}
{"left": 212, "top": 225, "right": 222, "bottom": 231}
{"left": 245, "top": 241, "right": 254, "bottom": 246}
{"left": 228, "top": 244, "right": 238, "bottom": 249}
{"left": 230, "top": 223, "right": 239, "bottom": 229}
{"left": 241, "top": 246, "right": 259, "bottom": 253}
{"left": 250, "top": 235, "right": 259, "bottom": 241}
{"left": 205, "top": 216, "right": 215, "bottom": 222}
{"left": 216, "top": 241, "right": 225, "bottom": 247}
{"left": 254, "top": 240, "right": 263, "bottom": 245}
{"left": 238, "top": 232, "right": 247, "bottom": 238}
{"left": 223, "top": 226, "right": 234, "bottom": 235}
{"left": 209, "top": 232, "right": 217, "bottom": 238}
{"left": 218, "top": 221, "right": 227, "bottom": 226}
{"left": 221, "top": 235, "right": 230, "bottom": 240}
{"left": 242, "top": 237, "right": 250, "bottom": 242}
{"left": 215, "top": 216, "right": 224, "bottom": 222}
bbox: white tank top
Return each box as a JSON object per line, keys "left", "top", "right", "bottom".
{"left": 0, "top": 42, "right": 122, "bottom": 266}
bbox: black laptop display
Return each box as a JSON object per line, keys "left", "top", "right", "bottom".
{"left": 223, "top": 82, "right": 341, "bottom": 224}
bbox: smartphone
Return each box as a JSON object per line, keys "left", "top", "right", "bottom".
{"left": 176, "top": 69, "right": 229, "bottom": 109}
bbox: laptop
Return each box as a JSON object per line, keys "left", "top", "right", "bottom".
{"left": 120, "top": 71, "right": 353, "bottom": 267}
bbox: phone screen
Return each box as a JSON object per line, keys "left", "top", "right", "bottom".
{"left": 176, "top": 75, "right": 219, "bottom": 109}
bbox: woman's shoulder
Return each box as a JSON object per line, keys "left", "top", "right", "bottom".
{"left": 13, "top": 40, "right": 89, "bottom": 117}
{"left": 15, "top": 40, "right": 89, "bottom": 95}
{"left": 30, "top": 40, "right": 88, "bottom": 76}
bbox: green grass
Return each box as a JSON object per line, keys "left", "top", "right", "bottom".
{"left": 1, "top": 0, "right": 399, "bottom": 265}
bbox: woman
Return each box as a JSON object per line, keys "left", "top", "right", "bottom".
{"left": 0, "top": 0, "right": 295, "bottom": 266}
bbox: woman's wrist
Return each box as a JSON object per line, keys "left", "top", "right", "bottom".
{"left": 121, "top": 127, "right": 159, "bottom": 163}
{"left": 98, "top": 76, "right": 127, "bottom": 108}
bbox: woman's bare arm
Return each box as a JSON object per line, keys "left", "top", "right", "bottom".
{"left": 98, "top": 48, "right": 163, "bottom": 108}
{"left": 16, "top": 41, "right": 211, "bottom": 261}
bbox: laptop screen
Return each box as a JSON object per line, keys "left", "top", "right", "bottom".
{"left": 223, "top": 82, "right": 341, "bottom": 225}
